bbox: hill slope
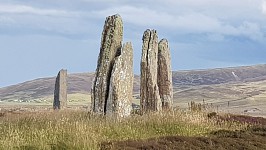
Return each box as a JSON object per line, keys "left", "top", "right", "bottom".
{"left": 172, "top": 64, "right": 266, "bottom": 86}
{"left": 1, "top": 64, "right": 266, "bottom": 102}
{"left": 0, "top": 64, "right": 266, "bottom": 116}
{"left": 0, "top": 73, "right": 94, "bottom": 102}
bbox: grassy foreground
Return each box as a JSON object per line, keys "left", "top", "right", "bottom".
{"left": 0, "top": 110, "right": 246, "bottom": 149}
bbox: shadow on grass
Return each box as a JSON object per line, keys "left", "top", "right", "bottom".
{"left": 50, "top": 142, "right": 68, "bottom": 150}
{"left": 101, "top": 125, "right": 266, "bottom": 150}
{"left": 15, "top": 142, "right": 78, "bottom": 150}
{"left": 15, "top": 145, "right": 38, "bottom": 150}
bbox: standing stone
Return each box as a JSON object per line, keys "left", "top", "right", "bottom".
{"left": 53, "top": 69, "right": 67, "bottom": 110}
{"left": 106, "top": 42, "right": 134, "bottom": 117}
{"left": 91, "top": 14, "right": 123, "bottom": 115}
{"left": 158, "top": 39, "right": 173, "bottom": 110}
{"left": 140, "top": 29, "right": 162, "bottom": 113}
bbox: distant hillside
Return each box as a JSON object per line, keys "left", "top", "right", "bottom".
{"left": 0, "top": 73, "right": 94, "bottom": 102}
{"left": 172, "top": 64, "right": 266, "bottom": 86}
{"left": 1, "top": 64, "right": 266, "bottom": 103}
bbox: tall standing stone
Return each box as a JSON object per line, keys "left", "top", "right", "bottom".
{"left": 140, "top": 29, "right": 162, "bottom": 113}
{"left": 53, "top": 69, "right": 67, "bottom": 110}
{"left": 158, "top": 39, "right": 173, "bottom": 110}
{"left": 91, "top": 14, "right": 123, "bottom": 115}
{"left": 106, "top": 42, "right": 134, "bottom": 117}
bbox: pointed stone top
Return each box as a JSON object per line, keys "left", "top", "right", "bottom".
{"left": 113, "top": 14, "right": 121, "bottom": 18}
{"left": 159, "top": 38, "right": 168, "bottom": 43}
{"left": 142, "top": 29, "right": 157, "bottom": 41}
{"left": 106, "top": 14, "right": 122, "bottom": 22}
{"left": 158, "top": 39, "right": 169, "bottom": 53}
{"left": 144, "top": 29, "right": 157, "bottom": 33}
{"left": 103, "top": 14, "right": 123, "bottom": 32}
{"left": 60, "top": 69, "right": 67, "bottom": 72}
{"left": 143, "top": 29, "right": 157, "bottom": 34}
{"left": 123, "top": 42, "right": 132, "bottom": 47}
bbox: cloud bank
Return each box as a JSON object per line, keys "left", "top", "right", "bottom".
{"left": 0, "top": 0, "right": 266, "bottom": 87}
{"left": 0, "top": 0, "right": 265, "bottom": 42}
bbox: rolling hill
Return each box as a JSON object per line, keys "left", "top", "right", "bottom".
{"left": 0, "top": 64, "right": 266, "bottom": 116}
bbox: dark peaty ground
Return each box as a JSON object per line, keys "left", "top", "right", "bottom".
{"left": 101, "top": 115, "right": 266, "bottom": 150}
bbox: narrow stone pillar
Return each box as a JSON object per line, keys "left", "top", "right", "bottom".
{"left": 53, "top": 69, "right": 67, "bottom": 110}
{"left": 158, "top": 39, "right": 173, "bottom": 110}
{"left": 106, "top": 42, "right": 134, "bottom": 117}
{"left": 91, "top": 14, "right": 123, "bottom": 115}
{"left": 140, "top": 29, "right": 162, "bottom": 113}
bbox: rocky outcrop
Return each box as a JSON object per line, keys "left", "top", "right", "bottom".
{"left": 53, "top": 69, "right": 67, "bottom": 110}
{"left": 91, "top": 14, "right": 123, "bottom": 115}
{"left": 140, "top": 29, "right": 162, "bottom": 113}
{"left": 158, "top": 39, "right": 173, "bottom": 110}
{"left": 106, "top": 42, "right": 134, "bottom": 117}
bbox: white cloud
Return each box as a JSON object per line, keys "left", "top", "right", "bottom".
{"left": 93, "top": 6, "right": 170, "bottom": 26}
{"left": 0, "top": 4, "right": 93, "bottom": 35}
{"left": 263, "top": 0, "right": 266, "bottom": 14}
{"left": 95, "top": 6, "right": 264, "bottom": 41}
{"left": 0, "top": 4, "right": 78, "bottom": 17}
{"left": 237, "top": 22, "right": 264, "bottom": 41}
{"left": 0, "top": 1, "right": 265, "bottom": 42}
{"left": 174, "top": 13, "right": 221, "bottom": 32}
{"left": 94, "top": 6, "right": 221, "bottom": 30}
{"left": 176, "top": 17, "right": 264, "bottom": 41}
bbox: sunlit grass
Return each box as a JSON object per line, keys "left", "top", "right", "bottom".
{"left": 0, "top": 110, "right": 247, "bottom": 149}
{"left": 0, "top": 93, "right": 90, "bottom": 105}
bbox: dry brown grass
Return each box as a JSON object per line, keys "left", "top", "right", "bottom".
{"left": 0, "top": 110, "right": 247, "bottom": 149}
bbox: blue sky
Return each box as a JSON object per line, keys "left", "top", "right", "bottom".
{"left": 0, "top": 0, "right": 266, "bottom": 87}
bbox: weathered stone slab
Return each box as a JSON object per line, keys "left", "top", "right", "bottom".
{"left": 106, "top": 42, "right": 134, "bottom": 117}
{"left": 53, "top": 69, "right": 67, "bottom": 110}
{"left": 158, "top": 39, "right": 173, "bottom": 110}
{"left": 140, "top": 29, "right": 162, "bottom": 113}
{"left": 91, "top": 14, "right": 123, "bottom": 114}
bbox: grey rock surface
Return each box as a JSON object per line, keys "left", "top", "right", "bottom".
{"left": 106, "top": 42, "right": 134, "bottom": 117}
{"left": 140, "top": 29, "right": 162, "bottom": 113}
{"left": 158, "top": 39, "right": 173, "bottom": 110}
{"left": 53, "top": 69, "right": 67, "bottom": 110}
{"left": 91, "top": 14, "right": 123, "bottom": 115}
